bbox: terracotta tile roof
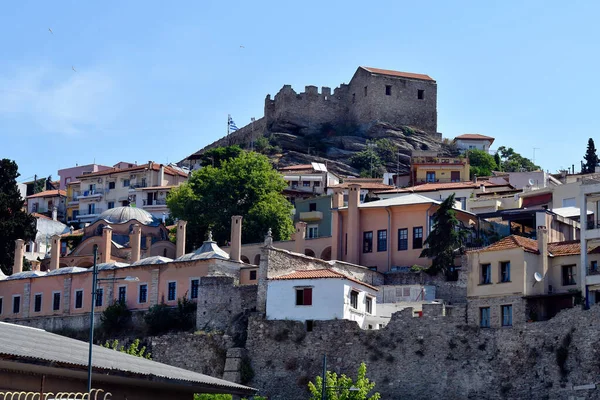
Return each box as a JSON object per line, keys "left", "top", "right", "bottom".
{"left": 31, "top": 213, "right": 51, "bottom": 220}
{"left": 26, "top": 190, "right": 66, "bottom": 199}
{"left": 474, "top": 236, "right": 599, "bottom": 256}
{"left": 271, "top": 269, "right": 379, "bottom": 291}
{"left": 455, "top": 134, "right": 495, "bottom": 143}
{"left": 361, "top": 67, "right": 434, "bottom": 82}
{"left": 76, "top": 163, "right": 188, "bottom": 179}
{"left": 376, "top": 181, "right": 512, "bottom": 194}
{"left": 329, "top": 178, "right": 394, "bottom": 190}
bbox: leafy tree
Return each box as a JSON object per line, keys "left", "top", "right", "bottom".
{"left": 372, "top": 139, "right": 397, "bottom": 163}
{"left": 103, "top": 338, "right": 151, "bottom": 359}
{"left": 199, "top": 146, "right": 243, "bottom": 168}
{"left": 496, "top": 146, "right": 539, "bottom": 172}
{"left": 254, "top": 136, "right": 270, "bottom": 153}
{"left": 167, "top": 151, "right": 294, "bottom": 249}
{"left": 420, "top": 194, "right": 468, "bottom": 276}
{"left": 494, "top": 152, "right": 502, "bottom": 172}
{"left": 100, "top": 300, "right": 132, "bottom": 336}
{"left": 582, "top": 138, "right": 599, "bottom": 174}
{"left": 308, "top": 362, "right": 380, "bottom": 400}
{"left": 0, "top": 159, "right": 36, "bottom": 274}
{"left": 468, "top": 149, "right": 498, "bottom": 178}
{"left": 350, "top": 147, "right": 385, "bottom": 178}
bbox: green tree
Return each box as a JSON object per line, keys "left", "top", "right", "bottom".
{"left": 582, "top": 138, "right": 599, "bottom": 174}
{"left": 496, "top": 146, "right": 540, "bottom": 172}
{"left": 420, "top": 194, "right": 468, "bottom": 276}
{"left": 100, "top": 300, "right": 132, "bottom": 336}
{"left": 467, "top": 149, "right": 498, "bottom": 178}
{"left": 350, "top": 147, "right": 385, "bottom": 178}
{"left": 0, "top": 159, "right": 36, "bottom": 274}
{"left": 199, "top": 145, "right": 243, "bottom": 168}
{"left": 372, "top": 139, "right": 396, "bottom": 163}
{"left": 103, "top": 338, "right": 151, "bottom": 359}
{"left": 308, "top": 362, "right": 381, "bottom": 400}
{"left": 167, "top": 150, "right": 294, "bottom": 249}
{"left": 494, "top": 152, "right": 502, "bottom": 172}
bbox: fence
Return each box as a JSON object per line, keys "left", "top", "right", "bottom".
{"left": 0, "top": 389, "right": 111, "bottom": 400}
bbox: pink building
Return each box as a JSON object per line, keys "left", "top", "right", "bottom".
{"left": 58, "top": 164, "right": 112, "bottom": 190}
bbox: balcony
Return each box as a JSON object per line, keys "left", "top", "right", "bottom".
{"left": 585, "top": 220, "right": 600, "bottom": 241}
{"left": 299, "top": 211, "right": 323, "bottom": 221}
{"left": 416, "top": 178, "right": 463, "bottom": 184}
{"left": 142, "top": 199, "right": 167, "bottom": 207}
{"left": 129, "top": 183, "right": 148, "bottom": 191}
{"left": 77, "top": 208, "right": 104, "bottom": 219}
{"left": 412, "top": 156, "right": 466, "bottom": 165}
{"left": 79, "top": 189, "right": 103, "bottom": 200}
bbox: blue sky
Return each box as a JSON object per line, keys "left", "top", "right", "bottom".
{"left": 1, "top": 0, "right": 598, "bottom": 182}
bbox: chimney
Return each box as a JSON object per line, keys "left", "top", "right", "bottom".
{"left": 130, "top": 224, "right": 142, "bottom": 263}
{"left": 13, "top": 239, "right": 24, "bottom": 274}
{"left": 332, "top": 188, "right": 344, "bottom": 209}
{"left": 158, "top": 164, "right": 165, "bottom": 186}
{"left": 472, "top": 174, "right": 477, "bottom": 183}
{"left": 176, "top": 220, "right": 187, "bottom": 258}
{"left": 294, "top": 222, "right": 307, "bottom": 254}
{"left": 49, "top": 235, "right": 61, "bottom": 271}
{"left": 347, "top": 184, "right": 361, "bottom": 264}
{"left": 100, "top": 225, "right": 113, "bottom": 263}
{"left": 537, "top": 226, "right": 549, "bottom": 288}
{"left": 230, "top": 216, "right": 243, "bottom": 262}
{"left": 146, "top": 235, "right": 153, "bottom": 257}
{"left": 52, "top": 206, "right": 58, "bottom": 221}
{"left": 479, "top": 184, "right": 485, "bottom": 192}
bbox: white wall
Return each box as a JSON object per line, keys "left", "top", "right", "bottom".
{"left": 456, "top": 139, "right": 493, "bottom": 152}
{"left": 342, "top": 283, "right": 378, "bottom": 329}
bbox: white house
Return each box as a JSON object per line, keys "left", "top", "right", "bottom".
{"left": 266, "top": 269, "right": 379, "bottom": 329}
{"left": 454, "top": 134, "right": 495, "bottom": 153}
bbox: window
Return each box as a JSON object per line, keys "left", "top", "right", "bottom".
{"left": 426, "top": 171, "right": 436, "bottom": 182}
{"left": 365, "top": 297, "right": 373, "bottom": 314}
{"left": 96, "top": 288, "right": 104, "bottom": 307}
{"left": 107, "top": 201, "right": 115, "bottom": 209}
{"left": 291, "top": 181, "right": 298, "bottom": 187}
{"left": 190, "top": 280, "right": 199, "bottom": 299}
{"left": 385, "top": 85, "right": 392, "bottom": 96}
{"left": 377, "top": 230, "right": 387, "bottom": 252}
{"left": 313, "top": 181, "right": 320, "bottom": 187}
{"left": 65, "top": 177, "right": 71, "bottom": 185}
{"left": 303, "top": 181, "right": 310, "bottom": 187}
{"left": 350, "top": 290, "right": 359, "bottom": 309}
{"left": 418, "top": 89, "right": 424, "bottom": 99}
{"left": 306, "top": 320, "right": 314, "bottom": 332}
{"left": 249, "top": 270, "right": 257, "bottom": 280}
{"left": 34, "top": 294, "right": 42, "bottom": 313}
{"left": 451, "top": 171, "right": 460, "bottom": 182}
{"left": 480, "top": 307, "right": 490, "bottom": 328}
{"left": 53, "top": 292, "right": 60, "bottom": 311}
{"left": 592, "top": 261, "right": 598, "bottom": 272}
{"left": 295, "top": 287, "right": 312, "bottom": 306}
{"left": 562, "top": 265, "right": 576, "bottom": 286}
{"left": 108, "top": 181, "right": 115, "bottom": 190}
{"left": 364, "top": 86, "right": 368, "bottom": 96}
{"left": 118, "top": 286, "right": 127, "bottom": 303}
{"left": 501, "top": 305, "right": 513, "bottom": 327}
{"left": 413, "top": 227, "right": 423, "bottom": 249}
{"left": 481, "top": 264, "right": 491, "bottom": 284}
{"left": 88, "top": 204, "right": 95, "bottom": 214}
{"left": 363, "top": 231, "right": 373, "bottom": 253}
{"left": 398, "top": 228, "right": 408, "bottom": 251}
{"left": 123, "top": 179, "right": 130, "bottom": 187}
{"left": 309, "top": 202, "right": 317, "bottom": 212}
{"left": 0, "top": 297, "right": 3, "bottom": 314}
{"left": 139, "top": 284, "right": 148, "bottom": 303}
{"left": 168, "top": 282, "right": 177, "bottom": 301}
{"left": 307, "top": 225, "right": 318, "bottom": 239}
{"left": 74, "top": 290, "right": 83, "bottom": 309}
{"left": 141, "top": 178, "right": 147, "bottom": 187}
{"left": 13, "top": 296, "right": 20, "bottom": 314}
{"left": 500, "top": 262, "right": 511, "bottom": 282}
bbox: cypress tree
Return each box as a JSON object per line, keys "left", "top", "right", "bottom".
{"left": 0, "top": 159, "right": 36, "bottom": 274}
{"left": 583, "top": 138, "right": 599, "bottom": 174}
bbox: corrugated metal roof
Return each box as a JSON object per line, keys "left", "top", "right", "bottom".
{"left": 130, "top": 256, "right": 173, "bottom": 266}
{"left": 176, "top": 239, "right": 230, "bottom": 262}
{"left": 0, "top": 321, "right": 255, "bottom": 394}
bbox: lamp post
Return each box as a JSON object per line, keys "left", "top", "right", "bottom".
{"left": 86, "top": 244, "right": 139, "bottom": 393}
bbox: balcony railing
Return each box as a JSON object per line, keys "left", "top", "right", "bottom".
{"left": 299, "top": 211, "right": 323, "bottom": 221}
{"left": 586, "top": 220, "right": 600, "bottom": 230}
{"left": 130, "top": 183, "right": 148, "bottom": 190}
{"left": 417, "top": 178, "right": 463, "bottom": 184}
{"left": 79, "top": 190, "right": 103, "bottom": 198}
{"left": 412, "top": 157, "right": 465, "bottom": 165}
{"left": 77, "top": 208, "right": 104, "bottom": 217}
{"left": 142, "top": 199, "right": 167, "bottom": 206}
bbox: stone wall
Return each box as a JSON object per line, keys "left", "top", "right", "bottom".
{"left": 7, "top": 309, "right": 146, "bottom": 332}
{"left": 467, "top": 294, "right": 528, "bottom": 328}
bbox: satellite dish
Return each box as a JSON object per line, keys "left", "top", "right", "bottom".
{"left": 528, "top": 178, "right": 536, "bottom": 186}
{"left": 534, "top": 272, "right": 543, "bottom": 282}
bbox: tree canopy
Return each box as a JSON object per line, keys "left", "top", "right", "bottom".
{"left": 308, "top": 362, "right": 381, "bottom": 400}
{"left": 0, "top": 159, "right": 36, "bottom": 274}
{"left": 582, "top": 138, "right": 599, "bottom": 174}
{"left": 197, "top": 145, "right": 243, "bottom": 168}
{"left": 468, "top": 149, "right": 498, "bottom": 178}
{"left": 167, "top": 151, "right": 294, "bottom": 250}
{"left": 420, "top": 194, "right": 468, "bottom": 276}
{"left": 496, "top": 146, "right": 539, "bottom": 172}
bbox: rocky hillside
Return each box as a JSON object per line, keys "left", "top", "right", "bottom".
{"left": 188, "top": 120, "right": 455, "bottom": 177}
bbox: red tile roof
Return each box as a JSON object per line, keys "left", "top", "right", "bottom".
{"left": 271, "top": 269, "right": 379, "bottom": 291}
{"left": 455, "top": 134, "right": 495, "bottom": 144}
{"left": 76, "top": 163, "right": 187, "bottom": 179}
{"left": 329, "top": 178, "right": 394, "bottom": 190}
{"left": 376, "top": 181, "right": 512, "bottom": 194}
{"left": 474, "top": 235, "right": 599, "bottom": 256}
{"left": 361, "top": 67, "right": 434, "bottom": 82}
{"left": 31, "top": 213, "right": 51, "bottom": 220}
{"left": 26, "top": 190, "right": 66, "bottom": 199}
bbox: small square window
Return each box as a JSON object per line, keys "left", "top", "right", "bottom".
{"left": 385, "top": 85, "right": 392, "bottom": 96}
{"left": 309, "top": 203, "right": 317, "bottom": 212}
{"left": 296, "top": 288, "right": 312, "bottom": 306}
{"left": 123, "top": 179, "right": 130, "bottom": 187}
{"left": 313, "top": 181, "right": 321, "bottom": 187}
{"left": 249, "top": 270, "right": 257, "bottom": 281}
{"left": 303, "top": 181, "right": 310, "bottom": 187}
{"left": 418, "top": 89, "right": 424, "bottom": 99}
{"left": 108, "top": 201, "right": 115, "bottom": 209}
{"left": 108, "top": 181, "right": 115, "bottom": 190}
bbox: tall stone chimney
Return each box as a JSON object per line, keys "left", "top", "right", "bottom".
{"left": 13, "top": 239, "right": 24, "bottom": 274}
{"left": 158, "top": 164, "right": 165, "bottom": 186}
{"left": 347, "top": 184, "right": 361, "bottom": 264}
{"left": 100, "top": 225, "right": 113, "bottom": 264}
{"left": 537, "top": 225, "right": 549, "bottom": 283}
{"left": 294, "top": 222, "right": 307, "bottom": 254}
{"left": 49, "top": 235, "right": 61, "bottom": 271}
{"left": 51, "top": 206, "right": 58, "bottom": 221}
{"left": 176, "top": 220, "right": 187, "bottom": 258}
{"left": 332, "top": 188, "right": 344, "bottom": 209}
{"left": 230, "top": 216, "right": 243, "bottom": 262}
{"left": 130, "top": 224, "right": 142, "bottom": 263}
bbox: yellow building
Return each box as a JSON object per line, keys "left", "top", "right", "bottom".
{"left": 65, "top": 181, "right": 81, "bottom": 223}
{"left": 410, "top": 151, "right": 470, "bottom": 185}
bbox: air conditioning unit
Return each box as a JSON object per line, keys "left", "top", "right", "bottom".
{"left": 97, "top": 178, "right": 102, "bottom": 183}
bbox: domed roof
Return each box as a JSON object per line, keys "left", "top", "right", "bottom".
{"left": 95, "top": 207, "right": 157, "bottom": 226}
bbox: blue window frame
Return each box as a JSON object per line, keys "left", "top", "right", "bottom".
{"left": 168, "top": 282, "right": 177, "bottom": 301}
{"left": 502, "top": 305, "right": 513, "bottom": 327}
{"left": 480, "top": 307, "right": 490, "bottom": 328}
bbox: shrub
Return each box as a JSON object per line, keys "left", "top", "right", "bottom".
{"left": 100, "top": 300, "right": 132, "bottom": 336}
{"left": 175, "top": 295, "right": 197, "bottom": 331}
{"left": 144, "top": 302, "right": 175, "bottom": 335}
{"left": 103, "top": 338, "right": 151, "bottom": 359}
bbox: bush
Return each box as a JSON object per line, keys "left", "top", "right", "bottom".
{"left": 144, "top": 296, "right": 197, "bottom": 335}
{"left": 103, "top": 338, "right": 151, "bottom": 359}
{"left": 175, "top": 295, "right": 197, "bottom": 331}
{"left": 100, "top": 300, "right": 132, "bottom": 336}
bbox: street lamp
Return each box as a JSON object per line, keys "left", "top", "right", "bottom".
{"left": 87, "top": 245, "right": 139, "bottom": 393}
